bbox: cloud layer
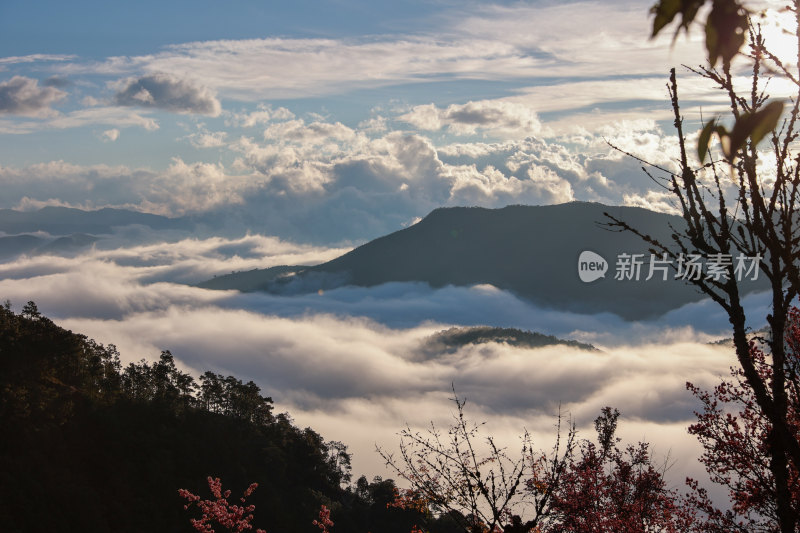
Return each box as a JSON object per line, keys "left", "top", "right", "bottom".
{"left": 0, "top": 76, "right": 66, "bottom": 116}
{"left": 113, "top": 73, "right": 221, "bottom": 116}
{"left": 0, "top": 115, "right": 696, "bottom": 243}
{"left": 0, "top": 234, "right": 762, "bottom": 490}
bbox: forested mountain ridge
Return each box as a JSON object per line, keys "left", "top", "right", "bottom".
{"left": 419, "top": 326, "right": 597, "bottom": 355}
{"left": 0, "top": 302, "right": 450, "bottom": 533}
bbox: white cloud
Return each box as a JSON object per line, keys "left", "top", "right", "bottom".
{"left": 187, "top": 129, "right": 227, "bottom": 148}
{"left": 401, "top": 100, "right": 543, "bottom": 138}
{"left": 451, "top": 1, "right": 706, "bottom": 79}
{"left": 263, "top": 119, "right": 358, "bottom": 146}
{"left": 0, "top": 54, "right": 77, "bottom": 65}
{"left": 623, "top": 189, "right": 681, "bottom": 214}
{"left": 0, "top": 241, "right": 743, "bottom": 485}
{"left": 0, "top": 225, "right": 770, "bottom": 492}
{"left": 357, "top": 115, "right": 388, "bottom": 133}
{"left": 0, "top": 112, "right": 698, "bottom": 241}
{"left": 0, "top": 76, "right": 66, "bottom": 117}
{"left": 0, "top": 158, "right": 255, "bottom": 216}
{"left": 227, "top": 104, "right": 295, "bottom": 127}
{"left": 139, "top": 158, "right": 253, "bottom": 214}
{"left": 0, "top": 106, "right": 159, "bottom": 134}
{"left": 55, "top": 1, "right": 704, "bottom": 105}
{"left": 102, "top": 128, "right": 120, "bottom": 142}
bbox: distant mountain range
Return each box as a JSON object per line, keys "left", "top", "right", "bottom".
{"left": 0, "top": 206, "right": 189, "bottom": 259}
{"left": 200, "top": 202, "right": 769, "bottom": 320}
{"left": 0, "top": 233, "right": 101, "bottom": 260}
{"left": 0, "top": 206, "right": 185, "bottom": 235}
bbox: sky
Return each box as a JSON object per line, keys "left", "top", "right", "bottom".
{"left": 5, "top": 0, "right": 796, "bottom": 243}
{"left": 0, "top": 0, "right": 793, "bottom": 502}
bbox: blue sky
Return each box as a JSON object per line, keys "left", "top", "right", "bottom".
{"left": 0, "top": 0, "right": 792, "bottom": 243}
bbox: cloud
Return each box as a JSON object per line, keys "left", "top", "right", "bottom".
{"left": 227, "top": 104, "right": 295, "bottom": 128}
{"left": 0, "top": 115, "right": 695, "bottom": 241}
{"left": 0, "top": 234, "right": 767, "bottom": 493}
{"left": 0, "top": 76, "right": 66, "bottom": 117}
{"left": 45, "top": 1, "right": 709, "bottom": 111}
{"left": 53, "top": 0, "right": 700, "bottom": 105}
{"left": 401, "top": 100, "right": 543, "bottom": 137}
{"left": 451, "top": 1, "right": 706, "bottom": 80}
{"left": 0, "top": 106, "right": 159, "bottom": 134}
{"left": 0, "top": 54, "right": 76, "bottom": 66}
{"left": 358, "top": 115, "right": 387, "bottom": 133}
{"left": 113, "top": 73, "right": 221, "bottom": 116}
{"left": 85, "top": 37, "right": 543, "bottom": 100}
{"left": 102, "top": 128, "right": 120, "bottom": 142}
{"left": 42, "top": 76, "right": 71, "bottom": 88}
{"left": 0, "top": 158, "right": 261, "bottom": 216}
{"left": 141, "top": 158, "right": 254, "bottom": 213}
{"left": 187, "top": 128, "right": 227, "bottom": 148}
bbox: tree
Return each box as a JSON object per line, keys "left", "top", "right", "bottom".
{"left": 179, "top": 476, "right": 267, "bottom": 533}
{"left": 684, "top": 306, "right": 800, "bottom": 532}
{"left": 121, "top": 350, "right": 196, "bottom": 409}
{"left": 379, "top": 394, "right": 689, "bottom": 533}
{"left": 198, "top": 371, "right": 274, "bottom": 425}
{"left": 0, "top": 302, "right": 355, "bottom": 532}
{"left": 378, "top": 392, "right": 575, "bottom": 533}
{"left": 547, "top": 407, "right": 694, "bottom": 533}
{"left": 603, "top": 2, "right": 800, "bottom": 531}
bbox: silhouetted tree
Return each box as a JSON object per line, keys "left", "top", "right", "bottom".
{"left": 380, "top": 392, "right": 688, "bottom": 532}
{"left": 0, "top": 302, "right": 353, "bottom": 533}
{"left": 606, "top": 3, "right": 800, "bottom": 530}
{"left": 684, "top": 307, "right": 800, "bottom": 532}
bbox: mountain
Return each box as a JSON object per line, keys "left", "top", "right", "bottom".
{"left": 0, "top": 235, "right": 47, "bottom": 260}
{"left": 0, "top": 206, "right": 187, "bottom": 236}
{"left": 200, "top": 202, "right": 769, "bottom": 320}
{"left": 420, "top": 326, "right": 598, "bottom": 355}
{"left": 196, "top": 265, "right": 308, "bottom": 291}
{"left": 0, "top": 233, "right": 100, "bottom": 259}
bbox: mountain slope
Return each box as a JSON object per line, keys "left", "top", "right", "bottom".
{"left": 202, "top": 202, "right": 769, "bottom": 320}
{"left": 197, "top": 265, "right": 308, "bottom": 291}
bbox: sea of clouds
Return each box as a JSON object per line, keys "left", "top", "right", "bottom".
{"left": 0, "top": 231, "right": 770, "bottom": 504}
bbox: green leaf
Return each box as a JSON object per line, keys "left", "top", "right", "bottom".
{"left": 726, "top": 100, "right": 784, "bottom": 160}
{"left": 719, "top": 129, "right": 732, "bottom": 160}
{"left": 698, "top": 119, "right": 718, "bottom": 162}
{"left": 748, "top": 100, "right": 784, "bottom": 147}
{"left": 705, "top": 0, "right": 748, "bottom": 67}
{"left": 651, "top": 0, "right": 682, "bottom": 37}
{"left": 651, "top": 0, "right": 705, "bottom": 39}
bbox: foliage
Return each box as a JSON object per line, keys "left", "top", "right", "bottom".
{"left": 198, "top": 370, "right": 274, "bottom": 425}
{"left": 650, "top": 0, "right": 748, "bottom": 67}
{"left": 547, "top": 408, "right": 694, "bottom": 533}
{"left": 312, "top": 505, "right": 335, "bottom": 533}
{"left": 0, "top": 301, "right": 354, "bottom": 533}
{"left": 378, "top": 391, "right": 574, "bottom": 533}
{"left": 379, "top": 393, "right": 690, "bottom": 533}
{"left": 685, "top": 306, "right": 800, "bottom": 532}
{"left": 607, "top": 2, "right": 800, "bottom": 530}
{"left": 179, "top": 476, "right": 267, "bottom": 533}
